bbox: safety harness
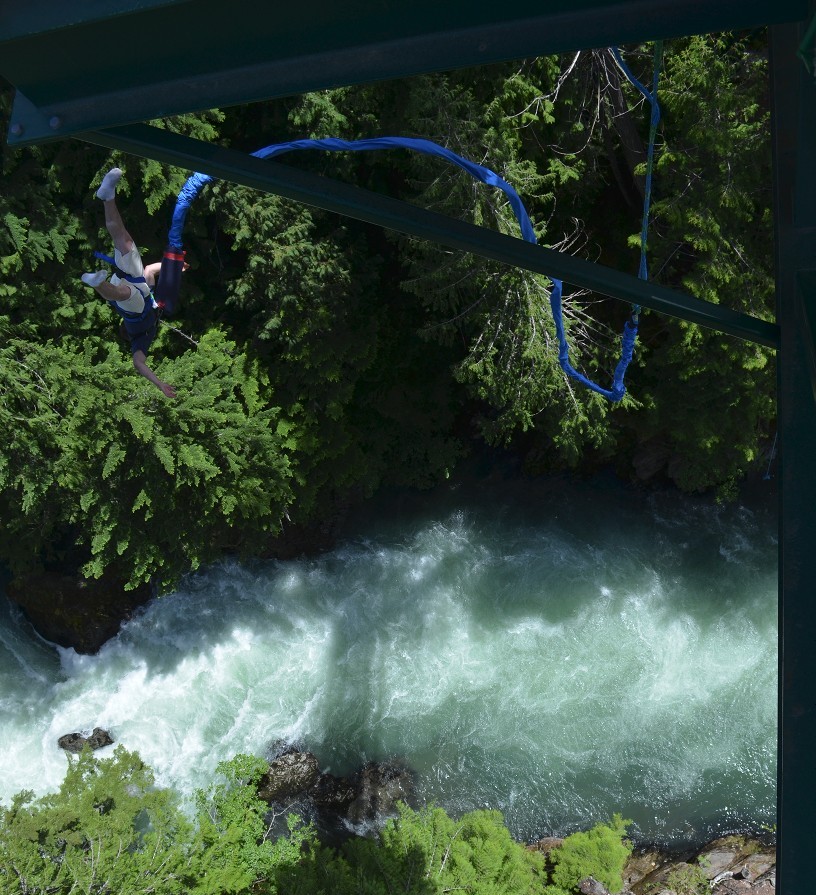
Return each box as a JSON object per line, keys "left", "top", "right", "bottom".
{"left": 94, "top": 250, "right": 159, "bottom": 337}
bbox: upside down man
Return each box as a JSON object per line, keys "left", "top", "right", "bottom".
{"left": 81, "top": 167, "right": 177, "bottom": 398}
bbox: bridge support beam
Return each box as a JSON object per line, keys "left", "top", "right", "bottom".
{"left": 81, "top": 123, "right": 779, "bottom": 348}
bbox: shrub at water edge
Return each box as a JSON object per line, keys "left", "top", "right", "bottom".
{"left": 0, "top": 747, "right": 634, "bottom": 894}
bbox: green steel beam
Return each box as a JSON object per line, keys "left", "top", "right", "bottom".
{"left": 0, "top": 0, "right": 188, "bottom": 38}
{"left": 799, "top": 270, "right": 816, "bottom": 402}
{"left": 80, "top": 123, "right": 779, "bottom": 348}
{"left": 3, "top": 0, "right": 808, "bottom": 146}
{"left": 770, "top": 14, "right": 816, "bottom": 895}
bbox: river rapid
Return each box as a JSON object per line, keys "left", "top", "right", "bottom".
{"left": 0, "top": 462, "right": 777, "bottom": 848}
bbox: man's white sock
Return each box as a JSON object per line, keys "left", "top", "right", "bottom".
{"left": 96, "top": 168, "right": 123, "bottom": 201}
{"left": 81, "top": 270, "right": 109, "bottom": 288}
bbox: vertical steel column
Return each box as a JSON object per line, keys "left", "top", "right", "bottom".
{"left": 770, "top": 13, "right": 816, "bottom": 893}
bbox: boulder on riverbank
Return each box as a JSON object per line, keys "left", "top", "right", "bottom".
{"left": 258, "top": 749, "right": 321, "bottom": 802}
{"left": 256, "top": 743, "right": 415, "bottom": 839}
{"left": 530, "top": 836, "right": 565, "bottom": 854}
{"left": 6, "top": 569, "right": 153, "bottom": 654}
{"left": 347, "top": 760, "right": 415, "bottom": 824}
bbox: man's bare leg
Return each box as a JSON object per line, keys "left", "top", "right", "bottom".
{"left": 96, "top": 168, "right": 135, "bottom": 255}
{"left": 95, "top": 279, "right": 132, "bottom": 302}
{"left": 82, "top": 168, "right": 136, "bottom": 297}
{"left": 103, "top": 199, "right": 135, "bottom": 256}
{"left": 80, "top": 269, "right": 131, "bottom": 302}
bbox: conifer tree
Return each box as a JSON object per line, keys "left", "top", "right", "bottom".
{"left": 0, "top": 331, "right": 295, "bottom": 589}
{"left": 0, "top": 747, "right": 196, "bottom": 894}
{"left": 627, "top": 33, "right": 775, "bottom": 495}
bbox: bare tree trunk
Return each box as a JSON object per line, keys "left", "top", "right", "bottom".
{"left": 597, "top": 50, "right": 648, "bottom": 205}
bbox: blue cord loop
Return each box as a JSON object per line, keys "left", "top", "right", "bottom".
{"left": 167, "top": 134, "right": 643, "bottom": 401}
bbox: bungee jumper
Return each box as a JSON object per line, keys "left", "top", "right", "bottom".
{"left": 81, "top": 168, "right": 178, "bottom": 398}
{"left": 161, "top": 136, "right": 641, "bottom": 401}
{"left": 76, "top": 46, "right": 664, "bottom": 403}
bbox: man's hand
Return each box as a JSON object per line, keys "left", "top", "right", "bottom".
{"left": 157, "top": 380, "right": 177, "bottom": 399}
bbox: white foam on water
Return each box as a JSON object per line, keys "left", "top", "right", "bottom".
{"left": 0, "top": 477, "right": 778, "bottom": 845}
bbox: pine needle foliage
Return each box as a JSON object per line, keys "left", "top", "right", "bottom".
{"left": 607, "top": 35, "right": 776, "bottom": 494}
{"left": 0, "top": 747, "right": 196, "bottom": 895}
{"left": 0, "top": 750, "right": 640, "bottom": 895}
{"left": 0, "top": 332, "right": 295, "bottom": 589}
{"left": 545, "top": 814, "right": 633, "bottom": 895}
{"left": 192, "top": 754, "right": 314, "bottom": 895}
{"left": 343, "top": 803, "right": 546, "bottom": 895}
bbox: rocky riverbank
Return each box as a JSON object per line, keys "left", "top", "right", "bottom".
{"left": 626, "top": 834, "right": 776, "bottom": 894}
{"left": 58, "top": 727, "right": 774, "bottom": 893}
{"left": 532, "top": 833, "right": 775, "bottom": 895}
{"left": 257, "top": 741, "right": 414, "bottom": 843}
{"left": 3, "top": 496, "right": 353, "bottom": 654}
{"left": 6, "top": 569, "right": 154, "bottom": 653}
{"left": 267, "top": 747, "right": 778, "bottom": 895}
{"left": 253, "top": 745, "right": 777, "bottom": 893}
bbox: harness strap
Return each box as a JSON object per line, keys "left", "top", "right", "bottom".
{"left": 94, "top": 250, "right": 158, "bottom": 309}
{"left": 93, "top": 251, "right": 149, "bottom": 286}
{"left": 119, "top": 308, "right": 158, "bottom": 335}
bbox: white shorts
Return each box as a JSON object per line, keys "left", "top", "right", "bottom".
{"left": 110, "top": 247, "right": 150, "bottom": 312}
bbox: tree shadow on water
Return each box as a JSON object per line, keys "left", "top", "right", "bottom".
{"left": 273, "top": 838, "right": 437, "bottom": 895}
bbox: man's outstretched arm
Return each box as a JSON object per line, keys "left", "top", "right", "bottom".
{"left": 132, "top": 349, "right": 177, "bottom": 398}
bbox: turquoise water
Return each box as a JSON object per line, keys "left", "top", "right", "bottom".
{"left": 0, "top": 466, "right": 777, "bottom": 846}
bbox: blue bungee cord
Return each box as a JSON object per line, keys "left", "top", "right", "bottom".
{"left": 610, "top": 41, "right": 664, "bottom": 306}
{"left": 158, "top": 133, "right": 645, "bottom": 401}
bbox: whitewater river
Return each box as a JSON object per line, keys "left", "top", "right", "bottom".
{"left": 0, "top": 464, "right": 777, "bottom": 847}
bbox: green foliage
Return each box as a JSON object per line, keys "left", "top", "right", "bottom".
{"left": 664, "top": 858, "right": 710, "bottom": 895}
{"left": 192, "top": 754, "right": 315, "bottom": 895}
{"left": 0, "top": 750, "right": 560, "bottom": 895}
{"left": 619, "top": 35, "right": 776, "bottom": 491}
{"left": 0, "top": 746, "right": 195, "bottom": 895}
{"left": 0, "top": 331, "right": 295, "bottom": 589}
{"left": 280, "top": 67, "right": 625, "bottom": 470}
{"left": 201, "top": 99, "right": 469, "bottom": 509}
{"left": 0, "top": 749, "right": 321, "bottom": 895}
{"left": 0, "top": 749, "right": 640, "bottom": 895}
{"left": 207, "top": 180, "right": 377, "bottom": 413}
{"left": 342, "top": 803, "right": 546, "bottom": 895}
{"left": 0, "top": 89, "right": 86, "bottom": 341}
{"left": 545, "top": 814, "right": 633, "bottom": 895}
{"left": 139, "top": 111, "right": 227, "bottom": 214}
{"left": 365, "top": 62, "right": 618, "bottom": 458}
